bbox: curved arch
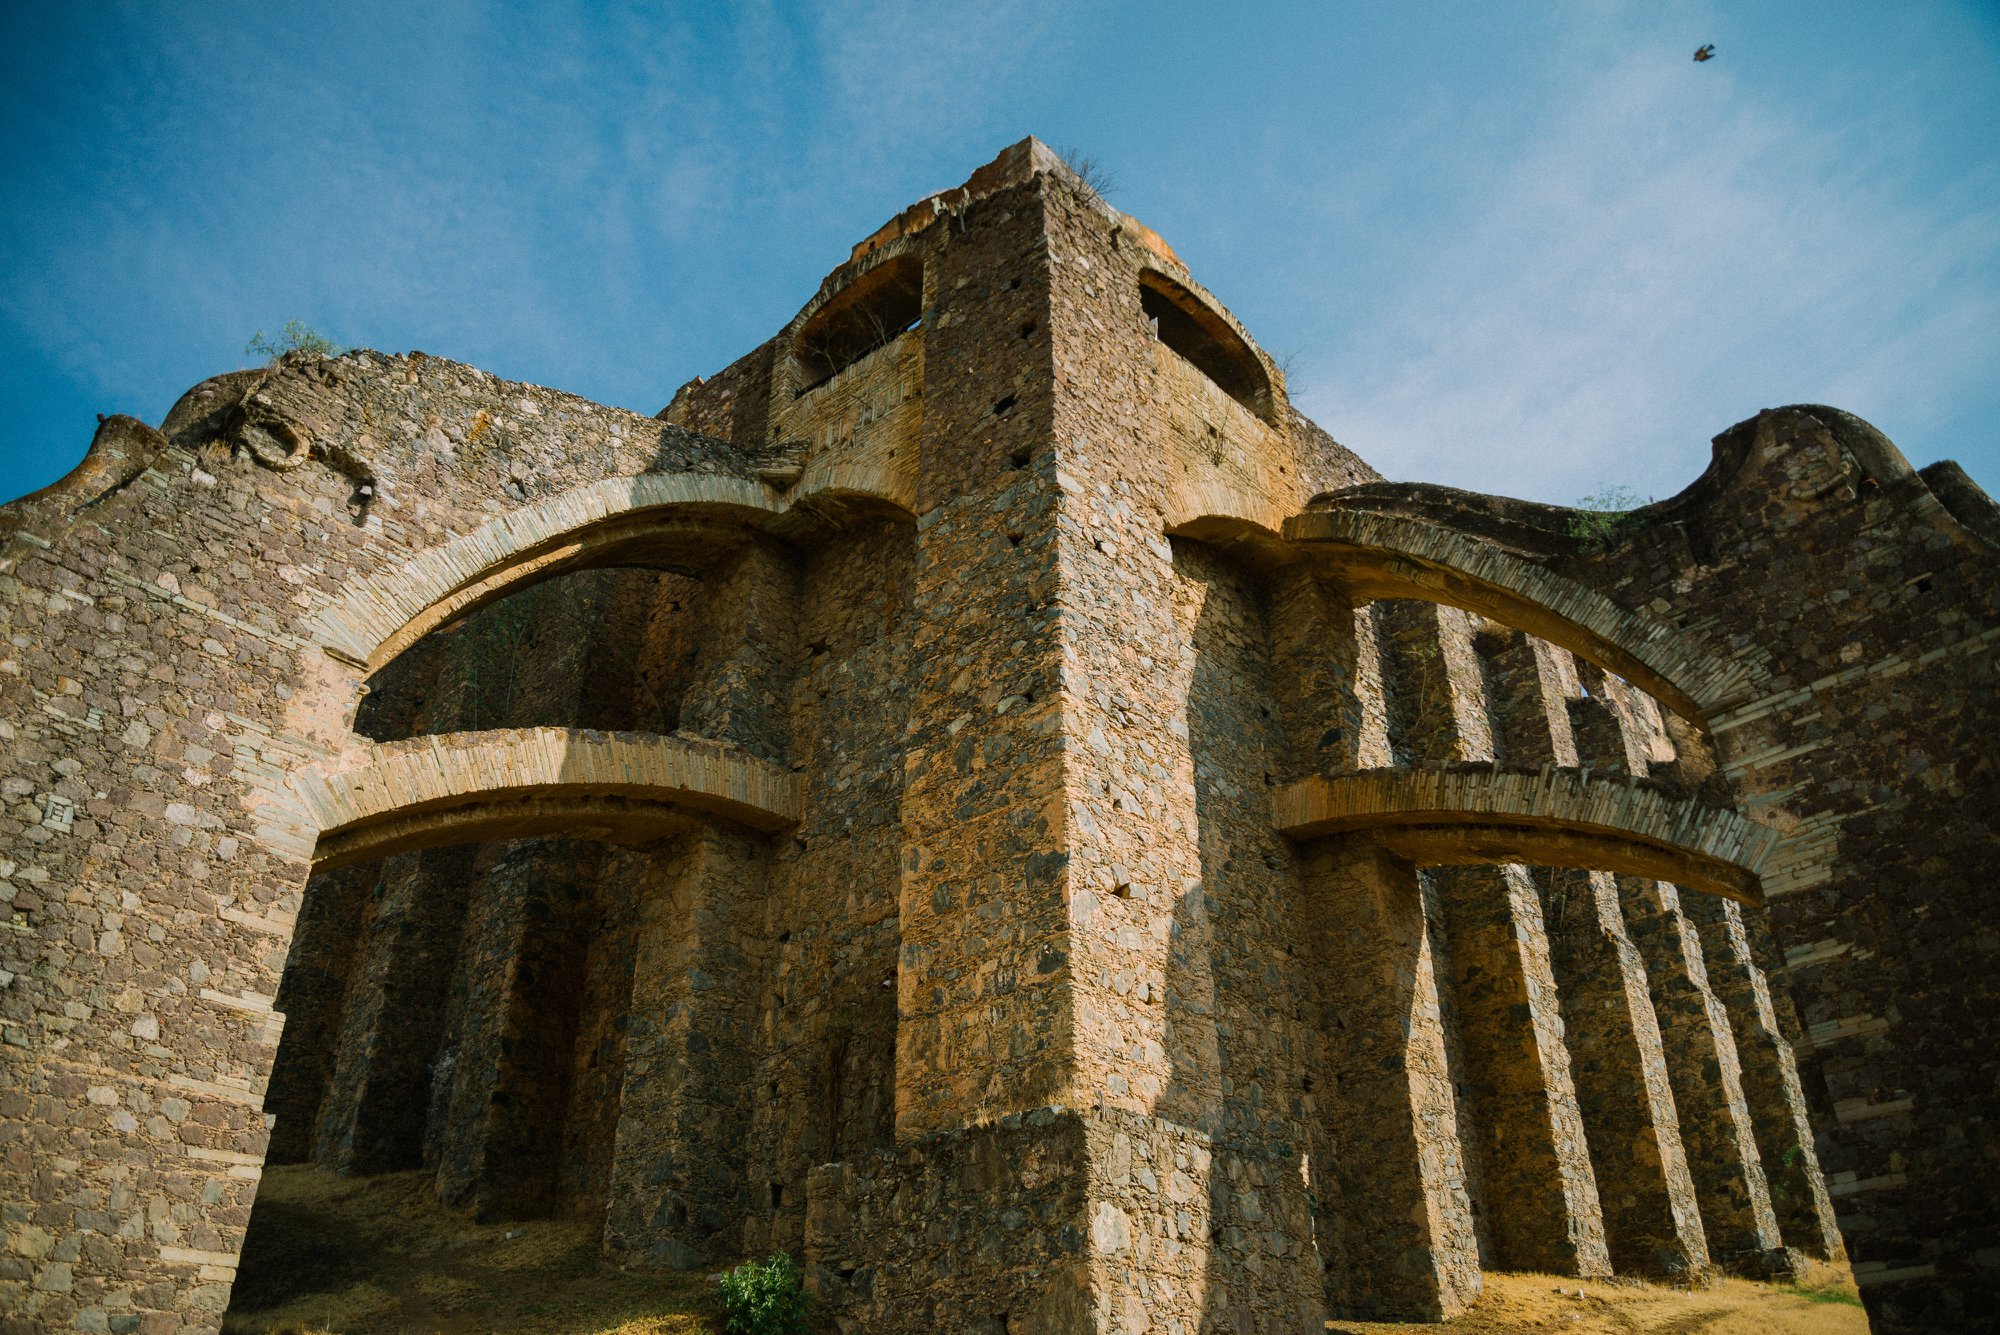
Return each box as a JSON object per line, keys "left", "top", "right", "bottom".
{"left": 1274, "top": 767, "right": 1777, "bottom": 904}
{"left": 1283, "top": 508, "right": 1771, "bottom": 724}
{"left": 288, "top": 726, "right": 802, "bottom": 873}
{"left": 310, "top": 473, "right": 785, "bottom": 670}
{"left": 791, "top": 252, "right": 924, "bottom": 393}
{"left": 785, "top": 460, "right": 921, "bottom": 526}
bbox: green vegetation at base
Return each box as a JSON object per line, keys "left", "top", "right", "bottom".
{"left": 717, "top": 1253, "right": 811, "bottom": 1335}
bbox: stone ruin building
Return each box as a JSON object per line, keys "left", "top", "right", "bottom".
{"left": 2, "top": 139, "right": 1997, "bottom": 1335}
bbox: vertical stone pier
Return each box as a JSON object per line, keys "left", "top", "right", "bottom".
{"left": 1431, "top": 863, "right": 1610, "bottom": 1277}
{"left": 1303, "top": 838, "right": 1482, "bottom": 1320}
{"left": 1689, "top": 894, "right": 1842, "bottom": 1259}
{"left": 1537, "top": 868, "right": 1710, "bottom": 1279}
{"left": 1619, "top": 875, "right": 1785, "bottom": 1269}
{"left": 430, "top": 841, "right": 597, "bottom": 1221}
{"left": 605, "top": 829, "right": 762, "bottom": 1267}
{"left": 313, "top": 845, "right": 477, "bottom": 1174}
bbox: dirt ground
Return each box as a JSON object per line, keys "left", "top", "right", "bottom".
{"left": 226, "top": 1164, "right": 1867, "bottom": 1334}
{"left": 221, "top": 1165, "right": 715, "bottom": 1335}
{"left": 1326, "top": 1264, "right": 1868, "bottom": 1335}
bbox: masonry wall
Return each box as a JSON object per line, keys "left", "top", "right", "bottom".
{"left": 1568, "top": 410, "right": 2000, "bottom": 1329}
{"left": 0, "top": 352, "right": 753, "bottom": 1333}
{"left": 5, "top": 139, "right": 1989, "bottom": 1335}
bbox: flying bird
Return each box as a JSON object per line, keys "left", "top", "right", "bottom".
{"left": 1694, "top": 44, "right": 1716, "bottom": 62}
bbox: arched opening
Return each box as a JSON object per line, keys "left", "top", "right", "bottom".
{"left": 355, "top": 566, "right": 685, "bottom": 741}
{"left": 1262, "top": 549, "right": 1838, "bottom": 1312}
{"left": 793, "top": 253, "right": 924, "bottom": 394}
{"left": 1140, "top": 269, "right": 1274, "bottom": 423}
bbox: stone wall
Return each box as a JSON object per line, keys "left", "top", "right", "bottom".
{"left": 3, "top": 136, "right": 1990, "bottom": 1335}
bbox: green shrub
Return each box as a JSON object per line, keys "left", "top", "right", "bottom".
{"left": 1566, "top": 486, "right": 1648, "bottom": 551}
{"left": 717, "top": 1252, "right": 809, "bottom": 1335}
{"left": 246, "top": 320, "right": 347, "bottom": 361}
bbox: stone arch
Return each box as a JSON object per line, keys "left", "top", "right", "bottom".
{"left": 283, "top": 726, "right": 802, "bottom": 873}
{"left": 308, "top": 473, "right": 783, "bottom": 671}
{"left": 1282, "top": 508, "right": 1771, "bottom": 726}
{"left": 1274, "top": 767, "right": 1777, "bottom": 903}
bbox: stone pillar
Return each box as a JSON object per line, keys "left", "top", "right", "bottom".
{"left": 556, "top": 845, "right": 647, "bottom": 1216}
{"left": 1618, "top": 876, "right": 1785, "bottom": 1270}
{"left": 1376, "top": 599, "right": 1494, "bottom": 765}
{"left": 604, "top": 827, "right": 763, "bottom": 1267}
{"left": 312, "top": 844, "right": 478, "bottom": 1174}
{"left": 1268, "top": 567, "right": 1380, "bottom": 780}
{"left": 1688, "top": 894, "right": 1842, "bottom": 1259}
{"left": 1431, "top": 863, "right": 1611, "bottom": 1276}
{"left": 431, "top": 841, "right": 595, "bottom": 1221}
{"left": 680, "top": 537, "right": 800, "bottom": 763}
{"left": 1471, "top": 626, "right": 1577, "bottom": 769}
{"left": 1303, "top": 838, "right": 1482, "bottom": 1320}
{"left": 1536, "top": 868, "right": 1710, "bottom": 1279}
{"left": 262, "top": 863, "right": 372, "bottom": 1164}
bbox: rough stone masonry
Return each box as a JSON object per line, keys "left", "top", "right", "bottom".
{"left": 2, "top": 139, "right": 1996, "bottom": 1334}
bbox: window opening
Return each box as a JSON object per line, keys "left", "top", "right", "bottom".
{"left": 793, "top": 254, "right": 924, "bottom": 394}
{"left": 1139, "top": 270, "right": 1273, "bottom": 422}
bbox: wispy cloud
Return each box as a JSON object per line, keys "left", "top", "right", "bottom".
{"left": 1303, "top": 39, "right": 2000, "bottom": 503}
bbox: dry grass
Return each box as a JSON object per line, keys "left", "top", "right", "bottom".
{"left": 1327, "top": 1262, "right": 1866, "bottom": 1334}
{"left": 228, "top": 1166, "right": 1867, "bottom": 1334}
{"left": 221, "top": 1164, "right": 718, "bottom": 1335}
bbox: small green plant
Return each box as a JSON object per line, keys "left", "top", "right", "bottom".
{"left": 246, "top": 319, "right": 347, "bottom": 361}
{"left": 1567, "top": 485, "right": 1649, "bottom": 551}
{"left": 717, "top": 1252, "right": 810, "bottom": 1335}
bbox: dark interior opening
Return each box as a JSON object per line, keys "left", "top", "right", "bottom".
{"left": 1139, "top": 269, "right": 1273, "bottom": 423}
{"left": 793, "top": 254, "right": 924, "bottom": 394}
{"left": 355, "top": 566, "right": 704, "bottom": 742}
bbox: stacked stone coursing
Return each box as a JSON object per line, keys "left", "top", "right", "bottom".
{"left": 2, "top": 138, "right": 1993, "bottom": 1334}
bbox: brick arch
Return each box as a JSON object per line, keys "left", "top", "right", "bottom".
{"left": 281, "top": 727, "right": 802, "bottom": 873}
{"left": 1283, "top": 508, "right": 1771, "bottom": 726}
{"left": 1274, "top": 767, "right": 1777, "bottom": 904}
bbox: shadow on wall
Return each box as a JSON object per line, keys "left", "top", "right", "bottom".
{"left": 1173, "top": 539, "right": 1330, "bottom": 1331}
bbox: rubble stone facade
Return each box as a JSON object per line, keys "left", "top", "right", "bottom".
{"left": 2, "top": 140, "right": 1995, "bottom": 1333}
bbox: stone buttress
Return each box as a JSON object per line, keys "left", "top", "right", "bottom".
{"left": 2, "top": 139, "right": 1994, "bottom": 1335}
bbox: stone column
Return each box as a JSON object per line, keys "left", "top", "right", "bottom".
{"left": 1303, "top": 837, "right": 1482, "bottom": 1321}
{"left": 312, "top": 844, "right": 478, "bottom": 1174}
{"left": 1376, "top": 599, "right": 1494, "bottom": 765}
{"left": 1688, "top": 894, "right": 1841, "bottom": 1259}
{"left": 679, "top": 537, "right": 800, "bottom": 764}
{"left": 1267, "top": 567, "right": 1382, "bottom": 781}
{"left": 430, "top": 841, "right": 596, "bottom": 1221}
{"left": 1537, "top": 868, "right": 1710, "bottom": 1279}
{"left": 604, "top": 827, "right": 763, "bottom": 1267}
{"left": 262, "top": 863, "right": 372, "bottom": 1165}
{"left": 1471, "top": 626, "right": 1577, "bottom": 769}
{"left": 1431, "top": 863, "right": 1611, "bottom": 1276}
{"left": 1618, "top": 876, "right": 1785, "bottom": 1270}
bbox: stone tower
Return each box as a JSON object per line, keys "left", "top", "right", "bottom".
{"left": 2, "top": 139, "right": 1996, "bottom": 1334}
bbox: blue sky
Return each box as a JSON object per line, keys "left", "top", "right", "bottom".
{"left": 2, "top": 1, "right": 1995, "bottom": 507}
